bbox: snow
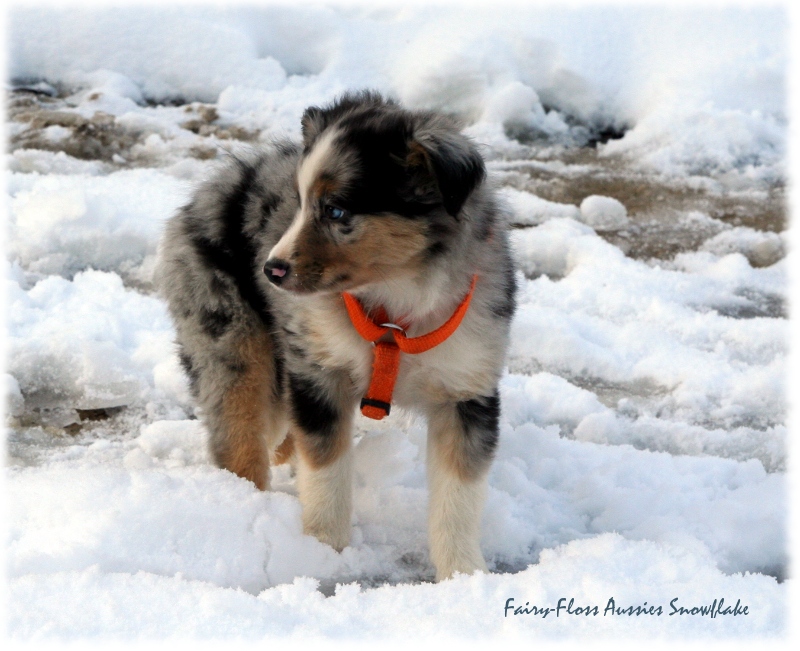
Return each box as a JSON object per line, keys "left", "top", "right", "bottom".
{"left": 7, "top": 169, "right": 189, "bottom": 281}
{"left": 700, "top": 227, "right": 787, "bottom": 268}
{"left": 508, "top": 220, "right": 787, "bottom": 461}
{"left": 7, "top": 268, "right": 181, "bottom": 414}
{"left": 578, "top": 195, "right": 629, "bottom": 231}
{"left": 499, "top": 187, "right": 580, "bottom": 226}
{"left": 8, "top": 534, "right": 785, "bottom": 640}
{"left": 4, "top": 1, "right": 790, "bottom": 642}
{"left": 8, "top": 3, "right": 786, "bottom": 179}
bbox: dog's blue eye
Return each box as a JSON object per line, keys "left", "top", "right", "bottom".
{"left": 324, "top": 205, "right": 347, "bottom": 220}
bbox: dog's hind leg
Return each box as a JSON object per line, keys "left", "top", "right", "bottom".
{"left": 190, "top": 329, "right": 288, "bottom": 491}
{"left": 426, "top": 391, "right": 500, "bottom": 581}
{"left": 287, "top": 372, "right": 355, "bottom": 552}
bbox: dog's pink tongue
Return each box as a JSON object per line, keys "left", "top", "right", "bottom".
{"left": 271, "top": 267, "right": 287, "bottom": 278}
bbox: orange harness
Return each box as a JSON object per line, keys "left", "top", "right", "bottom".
{"left": 342, "top": 275, "right": 478, "bottom": 420}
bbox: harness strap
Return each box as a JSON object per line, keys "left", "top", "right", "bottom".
{"left": 342, "top": 275, "right": 478, "bottom": 419}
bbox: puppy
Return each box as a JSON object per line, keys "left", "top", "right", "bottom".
{"left": 157, "top": 91, "right": 516, "bottom": 581}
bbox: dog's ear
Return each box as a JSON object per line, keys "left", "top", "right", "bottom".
{"left": 407, "top": 130, "right": 486, "bottom": 218}
{"left": 301, "top": 106, "right": 326, "bottom": 149}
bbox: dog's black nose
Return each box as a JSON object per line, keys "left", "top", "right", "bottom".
{"left": 264, "top": 259, "right": 291, "bottom": 285}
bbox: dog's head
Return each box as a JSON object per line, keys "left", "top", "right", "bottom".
{"left": 264, "top": 91, "right": 485, "bottom": 294}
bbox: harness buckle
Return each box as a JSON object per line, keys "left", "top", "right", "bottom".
{"left": 360, "top": 397, "right": 391, "bottom": 417}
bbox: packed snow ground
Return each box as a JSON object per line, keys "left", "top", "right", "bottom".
{"left": 5, "top": 3, "right": 789, "bottom": 641}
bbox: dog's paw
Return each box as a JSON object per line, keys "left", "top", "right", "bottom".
{"left": 303, "top": 522, "right": 350, "bottom": 553}
{"left": 434, "top": 553, "right": 488, "bottom": 582}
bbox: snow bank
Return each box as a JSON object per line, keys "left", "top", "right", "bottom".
{"left": 7, "top": 169, "right": 189, "bottom": 282}
{"left": 6, "top": 268, "right": 183, "bottom": 413}
{"left": 7, "top": 406, "right": 785, "bottom": 638}
{"left": 8, "top": 534, "right": 784, "bottom": 640}
{"left": 9, "top": 4, "right": 786, "bottom": 180}
{"left": 509, "top": 219, "right": 786, "bottom": 470}
{"left": 9, "top": 8, "right": 288, "bottom": 104}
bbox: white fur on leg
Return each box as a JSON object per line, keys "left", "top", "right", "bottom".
{"left": 296, "top": 447, "right": 353, "bottom": 551}
{"left": 427, "top": 436, "right": 489, "bottom": 581}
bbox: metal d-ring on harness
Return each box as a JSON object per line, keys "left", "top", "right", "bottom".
{"left": 341, "top": 275, "right": 478, "bottom": 420}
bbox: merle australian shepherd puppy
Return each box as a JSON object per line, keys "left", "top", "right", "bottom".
{"left": 157, "top": 91, "right": 516, "bottom": 581}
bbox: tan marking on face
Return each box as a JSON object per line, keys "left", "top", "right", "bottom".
{"left": 325, "top": 214, "right": 429, "bottom": 288}
{"left": 311, "top": 174, "right": 338, "bottom": 200}
{"left": 407, "top": 140, "right": 431, "bottom": 170}
{"left": 343, "top": 215, "right": 428, "bottom": 267}
{"left": 218, "top": 332, "right": 278, "bottom": 490}
{"left": 288, "top": 213, "right": 429, "bottom": 292}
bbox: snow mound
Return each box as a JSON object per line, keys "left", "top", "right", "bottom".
{"left": 7, "top": 169, "right": 189, "bottom": 282}
{"left": 5, "top": 374, "right": 25, "bottom": 418}
{"left": 701, "top": 227, "right": 786, "bottom": 268}
{"left": 578, "top": 195, "right": 629, "bottom": 231}
{"left": 7, "top": 269, "right": 177, "bottom": 411}
{"left": 500, "top": 187, "right": 580, "bottom": 226}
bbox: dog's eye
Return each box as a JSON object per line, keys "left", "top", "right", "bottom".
{"left": 323, "top": 204, "right": 348, "bottom": 221}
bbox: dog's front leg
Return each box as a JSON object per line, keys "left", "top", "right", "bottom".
{"left": 288, "top": 373, "right": 354, "bottom": 551}
{"left": 426, "top": 391, "right": 500, "bottom": 581}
